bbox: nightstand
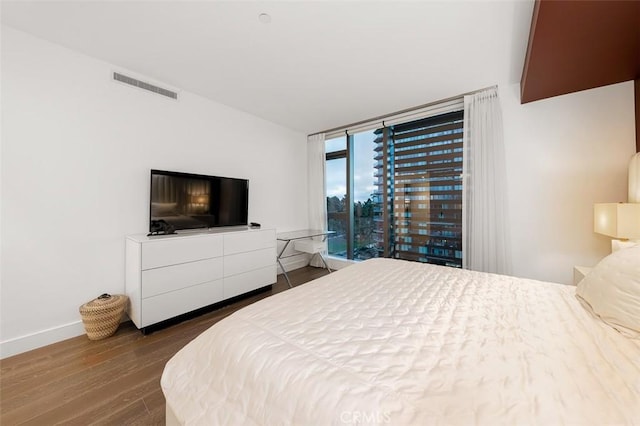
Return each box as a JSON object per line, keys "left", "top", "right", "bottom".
{"left": 573, "top": 266, "right": 592, "bottom": 286}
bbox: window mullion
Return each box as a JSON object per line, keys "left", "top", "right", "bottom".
{"left": 326, "top": 150, "right": 347, "bottom": 161}
{"left": 346, "top": 134, "right": 355, "bottom": 260}
{"left": 382, "top": 128, "right": 390, "bottom": 257}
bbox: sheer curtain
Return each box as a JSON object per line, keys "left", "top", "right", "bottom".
{"left": 307, "top": 133, "right": 327, "bottom": 267}
{"left": 462, "top": 87, "right": 511, "bottom": 274}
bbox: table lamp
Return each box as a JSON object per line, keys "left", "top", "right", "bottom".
{"left": 594, "top": 202, "right": 640, "bottom": 252}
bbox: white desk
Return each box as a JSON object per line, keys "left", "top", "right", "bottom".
{"left": 277, "top": 229, "right": 335, "bottom": 288}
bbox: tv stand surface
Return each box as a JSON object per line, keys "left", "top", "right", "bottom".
{"left": 125, "top": 227, "right": 276, "bottom": 329}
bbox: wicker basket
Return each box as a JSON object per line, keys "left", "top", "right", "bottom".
{"left": 79, "top": 294, "right": 128, "bottom": 340}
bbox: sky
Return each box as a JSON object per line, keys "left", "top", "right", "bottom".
{"left": 325, "top": 130, "right": 378, "bottom": 202}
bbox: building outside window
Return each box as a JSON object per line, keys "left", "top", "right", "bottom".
{"left": 325, "top": 110, "right": 464, "bottom": 267}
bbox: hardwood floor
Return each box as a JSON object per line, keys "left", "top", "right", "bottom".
{"left": 0, "top": 267, "right": 330, "bottom": 425}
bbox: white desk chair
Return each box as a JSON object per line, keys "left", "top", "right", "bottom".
{"left": 293, "top": 239, "right": 332, "bottom": 273}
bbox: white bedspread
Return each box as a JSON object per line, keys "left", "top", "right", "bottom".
{"left": 161, "top": 258, "right": 640, "bottom": 425}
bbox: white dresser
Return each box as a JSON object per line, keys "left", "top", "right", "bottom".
{"left": 125, "top": 228, "right": 276, "bottom": 329}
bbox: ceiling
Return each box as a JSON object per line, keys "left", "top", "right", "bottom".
{"left": 1, "top": 0, "right": 535, "bottom": 134}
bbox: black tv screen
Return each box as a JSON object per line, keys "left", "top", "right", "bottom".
{"left": 149, "top": 169, "right": 248, "bottom": 231}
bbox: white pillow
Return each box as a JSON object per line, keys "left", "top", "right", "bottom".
{"left": 576, "top": 244, "right": 640, "bottom": 337}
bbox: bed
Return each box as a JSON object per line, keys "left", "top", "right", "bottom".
{"left": 161, "top": 250, "right": 640, "bottom": 425}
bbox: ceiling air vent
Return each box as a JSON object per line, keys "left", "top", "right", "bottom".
{"left": 113, "top": 72, "right": 178, "bottom": 100}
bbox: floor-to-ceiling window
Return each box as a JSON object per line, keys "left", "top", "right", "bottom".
{"left": 352, "top": 130, "right": 379, "bottom": 260}
{"left": 325, "top": 137, "right": 348, "bottom": 257}
{"left": 325, "top": 109, "right": 463, "bottom": 267}
{"left": 390, "top": 111, "right": 464, "bottom": 266}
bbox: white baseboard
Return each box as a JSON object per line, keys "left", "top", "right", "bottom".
{"left": 277, "top": 254, "right": 311, "bottom": 274}
{"left": 0, "top": 320, "right": 86, "bottom": 359}
{"left": 279, "top": 254, "right": 354, "bottom": 274}
{"left": 1, "top": 257, "right": 352, "bottom": 359}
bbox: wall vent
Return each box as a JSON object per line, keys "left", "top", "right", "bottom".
{"left": 113, "top": 72, "right": 178, "bottom": 100}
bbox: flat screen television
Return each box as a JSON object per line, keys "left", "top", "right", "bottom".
{"left": 149, "top": 169, "right": 249, "bottom": 232}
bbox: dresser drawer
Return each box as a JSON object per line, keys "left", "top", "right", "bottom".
{"left": 224, "top": 229, "right": 275, "bottom": 255}
{"left": 141, "top": 257, "right": 223, "bottom": 299}
{"left": 126, "top": 228, "right": 276, "bottom": 329}
{"left": 141, "top": 234, "right": 223, "bottom": 270}
{"left": 224, "top": 265, "right": 276, "bottom": 299}
{"left": 224, "top": 247, "right": 275, "bottom": 277}
{"left": 141, "top": 279, "right": 224, "bottom": 327}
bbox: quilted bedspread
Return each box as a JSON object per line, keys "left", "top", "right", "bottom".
{"left": 161, "top": 258, "right": 640, "bottom": 425}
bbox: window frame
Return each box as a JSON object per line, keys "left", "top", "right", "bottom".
{"left": 324, "top": 109, "right": 463, "bottom": 266}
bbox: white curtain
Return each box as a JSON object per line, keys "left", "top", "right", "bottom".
{"left": 462, "top": 87, "right": 511, "bottom": 274}
{"left": 308, "top": 133, "right": 327, "bottom": 267}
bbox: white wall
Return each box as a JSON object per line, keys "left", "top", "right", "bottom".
{"left": 325, "top": 82, "right": 636, "bottom": 284}
{"left": 501, "top": 81, "right": 636, "bottom": 285}
{"left": 0, "top": 27, "right": 308, "bottom": 358}
{"left": 1, "top": 25, "right": 636, "bottom": 358}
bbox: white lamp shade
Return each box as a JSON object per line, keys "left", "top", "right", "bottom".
{"left": 594, "top": 203, "right": 640, "bottom": 239}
